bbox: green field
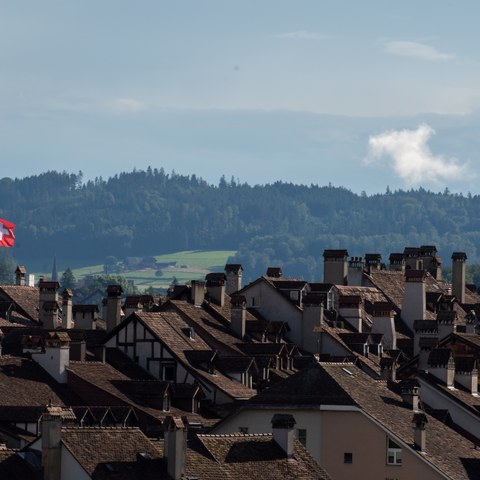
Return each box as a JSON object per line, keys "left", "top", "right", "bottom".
{"left": 63, "top": 250, "right": 236, "bottom": 290}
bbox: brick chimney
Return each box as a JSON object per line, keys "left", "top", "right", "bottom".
{"left": 347, "top": 257, "right": 364, "bottom": 286}
{"left": 105, "top": 285, "right": 123, "bottom": 333}
{"left": 412, "top": 412, "right": 428, "bottom": 453}
{"left": 452, "top": 252, "right": 467, "bottom": 304}
{"left": 225, "top": 264, "right": 243, "bottom": 295}
{"left": 266, "top": 267, "right": 282, "bottom": 278}
{"left": 41, "top": 405, "right": 63, "bottom": 480}
{"left": 32, "top": 332, "right": 70, "bottom": 384}
{"left": 61, "top": 288, "right": 73, "bottom": 329}
{"left": 163, "top": 416, "right": 187, "bottom": 480}
{"left": 230, "top": 294, "right": 247, "bottom": 339}
{"left": 39, "top": 281, "right": 61, "bottom": 330}
{"left": 339, "top": 295, "right": 362, "bottom": 332}
{"left": 401, "top": 270, "right": 426, "bottom": 331}
{"left": 271, "top": 414, "right": 296, "bottom": 459}
{"left": 371, "top": 302, "right": 397, "bottom": 350}
{"left": 389, "top": 253, "right": 405, "bottom": 272}
{"left": 205, "top": 273, "right": 225, "bottom": 307}
{"left": 323, "top": 249, "right": 348, "bottom": 285}
{"left": 302, "top": 293, "right": 325, "bottom": 354}
{"left": 190, "top": 280, "right": 205, "bottom": 306}
{"left": 15, "top": 265, "right": 26, "bottom": 286}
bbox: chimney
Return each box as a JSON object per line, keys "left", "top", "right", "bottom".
{"left": 32, "top": 332, "right": 70, "bottom": 383}
{"left": 271, "top": 414, "right": 296, "bottom": 459}
{"left": 419, "top": 245, "right": 437, "bottom": 273}
{"left": 94, "top": 344, "right": 106, "bottom": 363}
{"left": 190, "top": 280, "right": 205, "bottom": 306}
{"left": 42, "top": 405, "right": 63, "bottom": 480}
{"left": 339, "top": 295, "right": 362, "bottom": 332}
{"left": 347, "top": 257, "right": 364, "bottom": 286}
{"left": 380, "top": 357, "right": 396, "bottom": 381}
{"left": 230, "top": 294, "right": 246, "bottom": 339}
{"left": 15, "top": 265, "right": 26, "bottom": 286}
{"left": 389, "top": 253, "right": 405, "bottom": 272}
{"left": 437, "top": 310, "right": 457, "bottom": 340}
{"left": 39, "top": 281, "right": 61, "bottom": 330}
{"left": 412, "top": 412, "right": 428, "bottom": 453}
{"left": 61, "top": 288, "right": 73, "bottom": 329}
{"left": 205, "top": 273, "right": 225, "bottom": 307}
{"left": 400, "top": 379, "right": 420, "bottom": 411}
{"left": 163, "top": 416, "right": 187, "bottom": 480}
{"left": 225, "top": 264, "right": 243, "bottom": 295}
{"left": 466, "top": 310, "right": 478, "bottom": 334}
{"left": 106, "top": 285, "right": 123, "bottom": 333}
{"left": 302, "top": 293, "right": 325, "bottom": 354}
{"left": 371, "top": 302, "right": 397, "bottom": 350}
{"left": 266, "top": 267, "right": 283, "bottom": 278}
{"left": 323, "top": 249, "right": 348, "bottom": 285}
{"left": 455, "top": 359, "right": 478, "bottom": 396}
{"left": 401, "top": 270, "right": 426, "bottom": 331}
{"left": 365, "top": 253, "right": 382, "bottom": 274}
{"left": 69, "top": 341, "right": 86, "bottom": 362}
{"left": 452, "top": 252, "right": 467, "bottom": 304}
{"left": 427, "top": 348, "right": 455, "bottom": 388}
{"left": 404, "top": 247, "right": 421, "bottom": 270}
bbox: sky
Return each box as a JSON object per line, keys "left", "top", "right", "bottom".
{"left": 1, "top": 1, "right": 480, "bottom": 194}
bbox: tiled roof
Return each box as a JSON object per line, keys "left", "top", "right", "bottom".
{"left": 0, "top": 286, "right": 39, "bottom": 322}
{"left": 61, "top": 427, "right": 163, "bottom": 479}
{"left": 322, "top": 363, "right": 480, "bottom": 480}
{"left": 126, "top": 312, "right": 256, "bottom": 400}
{"left": 0, "top": 355, "right": 79, "bottom": 407}
{"left": 249, "top": 362, "right": 356, "bottom": 407}
{"left": 196, "top": 433, "right": 331, "bottom": 479}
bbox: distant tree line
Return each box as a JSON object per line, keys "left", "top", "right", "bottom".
{"left": 1, "top": 168, "right": 480, "bottom": 281}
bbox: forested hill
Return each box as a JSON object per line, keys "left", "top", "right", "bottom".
{"left": 1, "top": 169, "right": 479, "bottom": 280}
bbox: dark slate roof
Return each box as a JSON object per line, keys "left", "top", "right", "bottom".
{"left": 428, "top": 348, "right": 453, "bottom": 367}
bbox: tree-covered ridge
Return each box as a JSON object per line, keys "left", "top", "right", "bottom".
{"left": 1, "top": 169, "right": 480, "bottom": 279}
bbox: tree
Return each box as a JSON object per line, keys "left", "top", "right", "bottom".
{"left": 60, "top": 267, "right": 76, "bottom": 289}
{"left": 155, "top": 269, "right": 164, "bottom": 277}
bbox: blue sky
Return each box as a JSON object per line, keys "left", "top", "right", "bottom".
{"left": 1, "top": 1, "right": 480, "bottom": 193}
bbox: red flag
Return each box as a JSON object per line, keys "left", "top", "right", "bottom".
{"left": 0, "top": 218, "right": 15, "bottom": 247}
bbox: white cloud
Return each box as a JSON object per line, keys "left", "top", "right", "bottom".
{"left": 106, "top": 97, "right": 146, "bottom": 113}
{"left": 384, "top": 41, "right": 454, "bottom": 61}
{"left": 365, "top": 124, "right": 469, "bottom": 186}
{"left": 274, "top": 30, "right": 326, "bottom": 40}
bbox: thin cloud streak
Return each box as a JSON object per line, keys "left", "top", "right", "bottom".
{"left": 365, "top": 124, "right": 469, "bottom": 187}
{"left": 384, "top": 41, "right": 454, "bottom": 61}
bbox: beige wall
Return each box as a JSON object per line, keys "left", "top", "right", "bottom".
{"left": 322, "top": 411, "right": 443, "bottom": 480}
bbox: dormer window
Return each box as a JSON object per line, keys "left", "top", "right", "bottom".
{"left": 290, "top": 291, "right": 299, "bottom": 301}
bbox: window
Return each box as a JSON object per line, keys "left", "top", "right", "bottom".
{"left": 239, "top": 427, "right": 249, "bottom": 434}
{"left": 297, "top": 428, "right": 307, "bottom": 446}
{"left": 290, "top": 291, "right": 299, "bottom": 301}
{"left": 161, "top": 362, "right": 176, "bottom": 382}
{"left": 251, "top": 296, "right": 261, "bottom": 307}
{"left": 387, "top": 438, "right": 402, "bottom": 465}
{"left": 344, "top": 452, "right": 353, "bottom": 464}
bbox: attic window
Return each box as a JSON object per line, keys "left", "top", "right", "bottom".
{"left": 297, "top": 428, "right": 307, "bottom": 447}
{"left": 344, "top": 452, "right": 353, "bottom": 464}
{"left": 387, "top": 438, "right": 402, "bottom": 465}
{"left": 290, "top": 291, "right": 299, "bottom": 301}
{"left": 251, "top": 296, "right": 261, "bottom": 308}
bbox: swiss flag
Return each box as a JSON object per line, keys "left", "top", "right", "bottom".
{"left": 0, "top": 218, "right": 15, "bottom": 247}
